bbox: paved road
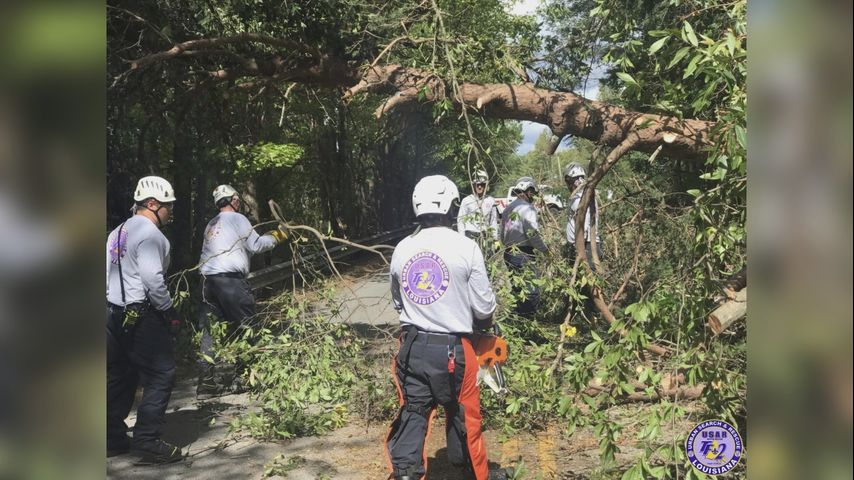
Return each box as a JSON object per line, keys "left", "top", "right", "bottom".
{"left": 107, "top": 259, "right": 400, "bottom": 479}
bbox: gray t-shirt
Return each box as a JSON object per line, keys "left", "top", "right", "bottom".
{"left": 567, "top": 186, "right": 600, "bottom": 243}
{"left": 106, "top": 214, "right": 172, "bottom": 310}
{"left": 500, "top": 198, "right": 547, "bottom": 252}
{"left": 390, "top": 227, "right": 496, "bottom": 333}
{"left": 199, "top": 211, "right": 277, "bottom": 275}
{"left": 457, "top": 194, "right": 499, "bottom": 239}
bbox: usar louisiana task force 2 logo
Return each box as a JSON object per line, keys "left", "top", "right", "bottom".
{"left": 401, "top": 251, "right": 450, "bottom": 305}
{"left": 686, "top": 419, "right": 743, "bottom": 475}
{"left": 109, "top": 227, "right": 129, "bottom": 265}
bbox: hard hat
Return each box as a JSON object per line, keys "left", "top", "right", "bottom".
{"left": 134, "top": 176, "right": 176, "bottom": 203}
{"left": 512, "top": 176, "right": 538, "bottom": 194}
{"left": 474, "top": 170, "right": 489, "bottom": 184}
{"left": 563, "top": 162, "right": 586, "bottom": 178}
{"left": 543, "top": 193, "right": 565, "bottom": 210}
{"left": 412, "top": 175, "right": 460, "bottom": 217}
{"left": 212, "top": 184, "right": 238, "bottom": 205}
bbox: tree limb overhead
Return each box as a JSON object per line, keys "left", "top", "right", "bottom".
{"left": 131, "top": 36, "right": 717, "bottom": 161}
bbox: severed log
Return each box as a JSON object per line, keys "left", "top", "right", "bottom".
{"left": 707, "top": 287, "right": 747, "bottom": 335}
{"left": 722, "top": 266, "right": 747, "bottom": 299}
{"left": 623, "top": 385, "right": 705, "bottom": 402}
{"left": 584, "top": 380, "right": 704, "bottom": 403}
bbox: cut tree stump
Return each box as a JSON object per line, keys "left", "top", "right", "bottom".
{"left": 708, "top": 287, "right": 747, "bottom": 335}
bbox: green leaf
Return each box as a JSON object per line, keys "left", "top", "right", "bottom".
{"left": 683, "top": 21, "right": 698, "bottom": 47}
{"left": 667, "top": 46, "right": 691, "bottom": 69}
{"left": 734, "top": 125, "right": 747, "bottom": 149}
{"left": 648, "top": 30, "right": 671, "bottom": 38}
{"left": 726, "top": 31, "right": 738, "bottom": 56}
{"left": 648, "top": 36, "right": 670, "bottom": 54}
{"left": 683, "top": 54, "right": 702, "bottom": 79}
{"left": 644, "top": 463, "right": 667, "bottom": 479}
{"left": 620, "top": 464, "right": 643, "bottom": 480}
{"left": 616, "top": 71, "right": 640, "bottom": 87}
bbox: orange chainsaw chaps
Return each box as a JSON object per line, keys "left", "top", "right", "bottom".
{"left": 469, "top": 334, "right": 508, "bottom": 367}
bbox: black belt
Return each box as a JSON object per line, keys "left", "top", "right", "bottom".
{"left": 205, "top": 272, "right": 246, "bottom": 279}
{"left": 108, "top": 301, "right": 150, "bottom": 313}
{"left": 402, "top": 326, "right": 463, "bottom": 345}
{"left": 505, "top": 245, "right": 535, "bottom": 255}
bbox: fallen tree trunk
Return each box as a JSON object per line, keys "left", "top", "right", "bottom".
{"left": 129, "top": 36, "right": 717, "bottom": 162}
{"left": 707, "top": 287, "right": 747, "bottom": 335}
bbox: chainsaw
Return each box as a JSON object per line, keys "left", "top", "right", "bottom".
{"left": 471, "top": 323, "right": 509, "bottom": 395}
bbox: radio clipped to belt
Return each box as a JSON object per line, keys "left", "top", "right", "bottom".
{"left": 470, "top": 324, "right": 509, "bottom": 395}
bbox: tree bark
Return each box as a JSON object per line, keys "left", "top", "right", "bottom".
{"left": 584, "top": 379, "right": 704, "bottom": 403}
{"left": 130, "top": 39, "right": 717, "bottom": 162}
{"left": 708, "top": 287, "right": 747, "bottom": 335}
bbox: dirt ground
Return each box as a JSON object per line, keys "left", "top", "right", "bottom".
{"left": 106, "top": 363, "right": 697, "bottom": 480}
{"left": 108, "top": 259, "right": 698, "bottom": 479}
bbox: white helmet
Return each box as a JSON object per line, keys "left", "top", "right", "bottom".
{"left": 412, "top": 175, "right": 460, "bottom": 217}
{"left": 474, "top": 170, "right": 489, "bottom": 184}
{"left": 543, "top": 193, "right": 565, "bottom": 210}
{"left": 134, "top": 176, "right": 176, "bottom": 203}
{"left": 563, "top": 162, "right": 586, "bottom": 178}
{"left": 212, "top": 184, "right": 238, "bottom": 205}
{"left": 512, "top": 176, "right": 537, "bottom": 194}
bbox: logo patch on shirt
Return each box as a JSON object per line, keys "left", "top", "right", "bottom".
{"left": 401, "top": 251, "right": 450, "bottom": 305}
{"left": 204, "top": 218, "right": 222, "bottom": 242}
{"left": 109, "top": 228, "right": 128, "bottom": 265}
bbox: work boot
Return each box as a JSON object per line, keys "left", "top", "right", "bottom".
{"left": 196, "top": 366, "right": 224, "bottom": 399}
{"left": 196, "top": 376, "right": 222, "bottom": 399}
{"left": 107, "top": 435, "right": 130, "bottom": 457}
{"left": 131, "top": 439, "right": 183, "bottom": 465}
{"left": 488, "top": 467, "right": 515, "bottom": 480}
{"left": 227, "top": 374, "right": 249, "bottom": 395}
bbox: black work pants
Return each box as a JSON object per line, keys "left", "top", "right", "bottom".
{"left": 386, "top": 329, "right": 489, "bottom": 480}
{"left": 198, "top": 273, "right": 257, "bottom": 367}
{"left": 107, "top": 304, "right": 176, "bottom": 445}
{"left": 503, "top": 248, "right": 540, "bottom": 316}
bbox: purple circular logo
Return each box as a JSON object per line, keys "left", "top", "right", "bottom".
{"left": 401, "top": 252, "right": 450, "bottom": 305}
{"left": 686, "top": 419, "right": 743, "bottom": 475}
{"left": 109, "top": 228, "right": 128, "bottom": 265}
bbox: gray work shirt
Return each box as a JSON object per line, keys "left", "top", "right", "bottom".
{"left": 390, "top": 227, "right": 496, "bottom": 334}
{"left": 500, "top": 198, "right": 547, "bottom": 252}
{"left": 567, "top": 186, "right": 601, "bottom": 243}
{"left": 199, "top": 211, "right": 276, "bottom": 276}
{"left": 457, "top": 194, "right": 499, "bottom": 239}
{"left": 106, "top": 214, "right": 172, "bottom": 310}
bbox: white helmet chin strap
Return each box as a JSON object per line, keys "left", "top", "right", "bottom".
{"left": 228, "top": 196, "right": 241, "bottom": 212}
{"left": 142, "top": 201, "right": 171, "bottom": 228}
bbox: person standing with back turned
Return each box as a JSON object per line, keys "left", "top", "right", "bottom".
{"left": 196, "top": 184, "right": 288, "bottom": 397}
{"left": 385, "top": 175, "right": 512, "bottom": 480}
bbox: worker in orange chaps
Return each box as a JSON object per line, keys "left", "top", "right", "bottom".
{"left": 385, "top": 175, "right": 511, "bottom": 480}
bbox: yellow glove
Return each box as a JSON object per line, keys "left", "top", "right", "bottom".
{"left": 269, "top": 226, "right": 289, "bottom": 244}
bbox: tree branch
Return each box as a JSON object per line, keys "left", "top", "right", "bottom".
{"left": 130, "top": 36, "right": 716, "bottom": 161}
{"left": 131, "top": 33, "right": 319, "bottom": 69}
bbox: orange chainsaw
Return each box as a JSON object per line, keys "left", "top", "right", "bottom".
{"left": 470, "top": 324, "right": 508, "bottom": 395}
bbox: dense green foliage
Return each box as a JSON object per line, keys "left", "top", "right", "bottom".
{"left": 109, "top": 0, "right": 746, "bottom": 477}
